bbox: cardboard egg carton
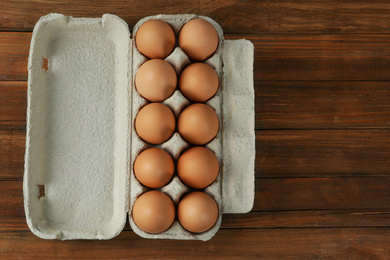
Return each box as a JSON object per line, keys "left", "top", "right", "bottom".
{"left": 130, "top": 15, "right": 224, "bottom": 240}
{"left": 23, "top": 13, "right": 254, "bottom": 241}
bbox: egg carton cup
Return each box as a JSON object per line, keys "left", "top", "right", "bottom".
{"left": 23, "top": 13, "right": 254, "bottom": 241}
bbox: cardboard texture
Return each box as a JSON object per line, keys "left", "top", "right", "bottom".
{"left": 24, "top": 13, "right": 254, "bottom": 241}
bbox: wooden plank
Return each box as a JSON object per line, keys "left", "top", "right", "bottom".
{"left": 0, "top": 228, "right": 389, "bottom": 258}
{"left": 251, "top": 34, "right": 390, "bottom": 82}
{"left": 0, "top": 181, "right": 24, "bottom": 219}
{"left": 257, "top": 130, "right": 390, "bottom": 177}
{"left": 3, "top": 80, "right": 390, "bottom": 130}
{"left": 3, "top": 209, "right": 390, "bottom": 233}
{"left": 4, "top": 128, "right": 390, "bottom": 180}
{"left": 0, "top": 81, "right": 27, "bottom": 121}
{"left": 221, "top": 210, "right": 390, "bottom": 229}
{"left": 0, "top": 218, "right": 28, "bottom": 232}
{"left": 256, "top": 81, "right": 390, "bottom": 130}
{"left": 0, "top": 122, "right": 25, "bottom": 181}
{"left": 2, "top": 32, "right": 390, "bottom": 81}
{"left": 0, "top": 32, "right": 30, "bottom": 81}
{"left": 255, "top": 178, "right": 390, "bottom": 211}
{"left": 3, "top": 177, "right": 390, "bottom": 218}
{"left": 2, "top": 0, "right": 390, "bottom": 34}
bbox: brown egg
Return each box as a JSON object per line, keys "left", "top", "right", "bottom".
{"left": 179, "top": 18, "right": 219, "bottom": 61}
{"left": 179, "top": 63, "right": 219, "bottom": 102}
{"left": 178, "top": 192, "right": 218, "bottom": 233}
{"left": 178, "top": 103, "right": 219, "bottom": 145}
{"left": 178, "top": 147, "right": 219, "bottom": 189}
{"left": 135, "top": 59, "right": 177, "bottom": 102}
{"left": 135, "top": 103, "right": 175, "bottom": 144}
{"left": 135, "top": 19, "right": 175, "bottom": 59}
{"left": 134, "top": 148, "right": 174, "bottom": 188}
{"left": 132, "top": 191, "right": 175, "bottom": 234}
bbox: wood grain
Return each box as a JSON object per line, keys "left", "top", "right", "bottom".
{"left": 0, "top": 181, "right": 24, "bottom": 219}
{"left": 0, "top": 228, "right": 389, "bottom": 259}
{"left": 4, "top": 80, "right": 390, "bottom": 131}
{"left": 4, "top": 126, "right": 390, "bottom": 180}
{"left": 1, "top": 2, "right": 390, "bottom": 257}
{"left": 257, "top": 130, "right": 390, "bottom": 177}
{"left": 2, "top": 32, "right": 390, "bottom": 82}
{"left": 3, "top": 209, "right": 390, "bottom": 233}
{"left": 0, "top": 122, "right": 25, "bottom": 181}
{"left": 256, "top": 178, "right": 390, "bottom": 211}
{"left": 3, "top": 177, "right": 390, "bottom": 219}
{"left": 0, "top": 81, "right": 27, "bottom": 121}
{"left": 2, "top": 0, "right": 390, "bottom": 34}
{"left": 235, "top": 34, "right": 390, "bottom": 81}
{"left": 256, "top": 81, "right": 390, "bottom": 130}
{"left": 0, "top": 32, "right": 30, "bottom": 81}
{"left": 221, "top": 210, "right": 390, "bottom": 229}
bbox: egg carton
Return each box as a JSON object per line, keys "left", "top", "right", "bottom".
{"left": 23, "top": 13, "right": 254, "bottom": 241}
{"left": 129, "top": 14, "right": 225, "bottom": 240}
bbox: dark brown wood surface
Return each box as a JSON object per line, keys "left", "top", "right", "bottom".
{"left": 1, "top": 1, "right": 390, "bottom": 259}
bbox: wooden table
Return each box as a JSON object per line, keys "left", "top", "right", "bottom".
{"left": 1, "top": 1, "right": 390, "bottom": 259}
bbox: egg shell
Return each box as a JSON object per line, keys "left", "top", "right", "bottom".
{"left": 135, "top": 19, "right": 175, "bottom": 59}
{"left": 132, "top": 191, "right": 176, "bottom": 234}
{"left": 135, "top": 59, "right": 177, "bottom": 102}
{"left": 177, "top": 147, "right": 219, "bottom": 189}
{"left": 135, "top": 103, "right": 176, "bottom": 144}
{"left": 134, "top": 148, "right": 174, "bottom": 188}
{"left": 179, "top": 18, "right": 219, "bottom": 61}
{"left": 179, "top": 63, "right": 219, "bottom": 102}
{"left": 178, "top": 192, "right": 219, "bottom": 233}
{"left": 178, "top": 103, "right": 220, "bottom": 145}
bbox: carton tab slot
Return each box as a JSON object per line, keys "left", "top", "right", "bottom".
{"left": 42, "top": 58, "right": 49, "bottom": 71}
{"left": 38, "top": 185, "right": 45, "bottom": 199}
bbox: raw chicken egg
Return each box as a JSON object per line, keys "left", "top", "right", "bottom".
{"left": 135, "top": 103, "right": 175, "bottom": 144}
{"left": 178, "top": 192, "right": 218, "bottom": 233}
{"left": 135, "top": 19, "right": 175, "bottom": 59}
{"left": 132, "top": 191, "right": 175, "bottom": 234}
{"left": 178, "top": 103, "right": 219, "bottom": 145}
{"left": 179, "top": 63, "right": 219, "bottom": 102}
{"left": 134, "top": 148, "right": 174, "bottom": 188}
{"left": 179, "top": 18, "right": 219, "bottom": 61}
{"left": 178, "top": 147, "right": 219, "bottom": 189}
{"left": 135, "top": 59, "right": 177, "bottom": 102}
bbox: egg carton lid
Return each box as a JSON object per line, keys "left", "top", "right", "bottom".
{"left": 23, "top": 13, "right": 254, "bottom": 240}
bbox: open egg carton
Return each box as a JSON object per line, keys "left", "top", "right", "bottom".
{"left": 24, "top": 13, "right": 254, "bottom": 241}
